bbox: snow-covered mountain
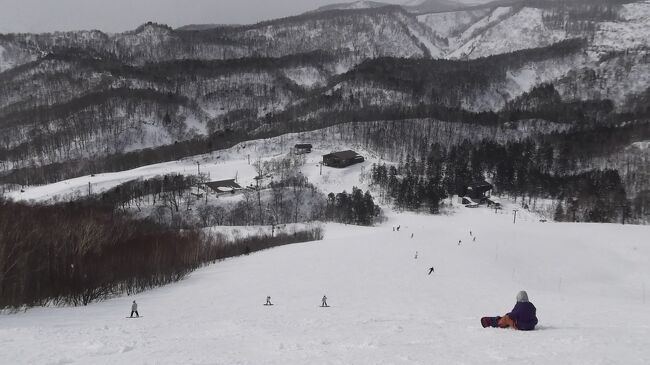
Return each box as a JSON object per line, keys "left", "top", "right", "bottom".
{"left": 2, "top": 2, "right": 648, "bottom": 67}
{"left": 414, "top": 1, "right": 650, "bottom": 59}
{"left": 1, "top": 0, "right": 649, "bottom": 191}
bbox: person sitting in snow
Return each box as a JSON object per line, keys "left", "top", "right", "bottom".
{"left": 130, "top": 300, "right": 139, "bottom": 318}
{"left": 482, "top": 291, "right": 538, "bottom": 330}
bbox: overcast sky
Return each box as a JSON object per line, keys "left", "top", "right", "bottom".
{"left": 0, "top": 0, "right": 419, "bottom": 34}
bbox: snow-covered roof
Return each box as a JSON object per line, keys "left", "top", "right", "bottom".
{"left": 205, "top": 179, "right": 242, "bottom": 192}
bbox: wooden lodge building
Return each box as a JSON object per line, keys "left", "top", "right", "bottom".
{"left": 461, "top": 181, "right": 493, "bottom": 204}
{"left": 322, "top": 150, "right": 365, "bottom": 168}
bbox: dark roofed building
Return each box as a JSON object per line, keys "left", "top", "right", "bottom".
{"left": 462, "top": 181, "right": 493, "bottom": 202}
{"left": 293, "top": 143, "right": 312, "bottom": 154}
{"left": 205, "top": 179, "right": 242, "bottom": 195}
{"left": 322, "top": 150, "right": 364, "bottom": 168}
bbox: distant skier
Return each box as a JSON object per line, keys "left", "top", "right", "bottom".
{"left": 458, "top": 240, "right": 462, "bottom": 246}
{"left": 481, "top": 291, "right": 538, "bottom": 330}
{"left": 321, "top": 295, "right": 329, "bottom": 307}
{"left": 397, "top": 225, "right": 401, "bottom": 231}
{"left": 265, "top": 296, "right": 273, "bottom": 306}
{"left": 473, "top": 236, "right": 476, "bottom": 242}
{"left": 470, "top": 230, "right": 473, "bottom": 236}
{"left": 130, "top": 300, "right": 139, "bottom": 318}
{"left": 414, "top": 251, "right": 418, "bottom": 259}
{"left": 411, "top": 233, "right": 414, "bottom": 239}
{"left": 428, "top": 267, "right": 434, "bottom": 275}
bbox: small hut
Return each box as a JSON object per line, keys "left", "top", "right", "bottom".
{"left": 293, "top": 143, "right": 312, "bottom": 154}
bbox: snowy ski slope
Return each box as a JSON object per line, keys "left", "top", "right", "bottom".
{"left": 1, "top": 206, "right": 649, "bottom": 364}
{"left": 3, "top": 131, "right": 650, "bottom": 364}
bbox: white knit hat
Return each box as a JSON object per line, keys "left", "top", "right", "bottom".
{"left": 516, "top": 291, "right": 529, "bottom": 303}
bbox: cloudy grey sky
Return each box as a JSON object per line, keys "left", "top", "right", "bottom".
{"left": 0, "top": 0, "right": 418, "bottom": 34}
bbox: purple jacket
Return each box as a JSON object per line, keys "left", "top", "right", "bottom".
{"left": 507, "top": 302, "right": 538, "bottom": 331}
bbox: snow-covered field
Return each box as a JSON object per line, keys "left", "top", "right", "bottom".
{"left": 1, "top": 205, "right": 649, "bottom": 364}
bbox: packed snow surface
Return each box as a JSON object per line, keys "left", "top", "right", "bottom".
{"left": 1, "top": 205, "right": 649, "bottom": 364}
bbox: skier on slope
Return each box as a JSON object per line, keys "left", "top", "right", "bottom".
{"left": 265, "top": 296, "right": 273, "bottom": 305}
{"left": 428, "top": 267, "right": 434, "bottom": 275}
{"left": 321, "top": 295, "right": 329, "bottom": 307}
{"left": 481, "top": 291, "right": 538, "bottom": 330}
{"left": 130, "top": 300, "right": 139, "bottom": 318}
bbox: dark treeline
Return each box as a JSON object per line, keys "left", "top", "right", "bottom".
{"left": 534, "top": 0, "right": 629, "bottom": 32}
{"left": 29, "top": 49, "right": 338, "bottom": 85}
{"left": 624, "top": 86, "right": 650, "bottom": 118}
{"left": 94, "top": 170, "right": 382, "bottom": 227}
{"left": 202, "top": 228, "right": 324, "bottom": 262}
{"left": 0, "top": 198, "right": 200, "bottom": 308}
{"left": 369, "top": 135, "right": 633, "bottom": 222}
{"left": 0, "top": 47, "right": 330, "bottom": 120}
{"left": 324, "top": 187, "right": 382, "bottom": 226}
{"left": 137, "top": 51, "right": 337, "bottom": 79}
{"left": 99, "top": 173, "right": 199, "bottom": 210}
{"left": 336, "top": 39, "right": 586, "bottom": 99}
{"left": 0, "top": 197, "right": 323, "bottom": 310}
{"left": 265, "top": 95, "right": 502, "bottom": 127}
{"left": 539, "top": 121, "right": 650, "bottom": 160}
{"left": 0, "top": 88, "right": 192, "bottom": 128}
{"left": 370, "top": 158, "right": 447, "bottom": 213}
{"left": 504, "top": 83, "right": 615, "bottom": 124}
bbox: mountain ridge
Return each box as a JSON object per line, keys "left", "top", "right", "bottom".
{"left": 1, "top": 0, "right": 649, "bottom": 205}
